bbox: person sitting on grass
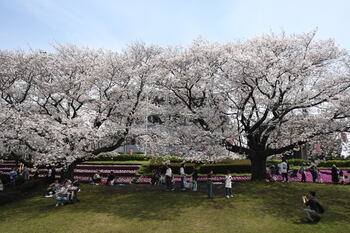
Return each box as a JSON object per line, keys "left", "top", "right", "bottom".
{"left": 106, "top": 171, "right": 115, "bottom": 185}
{"left": 92, "top": 171, "right": 102, "bottom": 184}
{"left": 9, "top": 168, "right": 18, "bottom": 187}
{"left": 45, "top": 180, "right": 61, "bottom": 197}
{"left": 55, "top": 183, "right": 69, "bottom": 207}
{"left": 225, "top": 170, "right": 233, "bottom": 198}
{"left": 68, "top": 180, "right": 80, "bottom": 203}
{"left": 302, "top": 191, "right": 324, "bottom": 223}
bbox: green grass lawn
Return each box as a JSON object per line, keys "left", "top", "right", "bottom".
{"left": 0, "top": 182, "right": 350, "bottom": 233}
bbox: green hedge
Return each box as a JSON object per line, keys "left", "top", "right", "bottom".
{"left": 267, "top": 159, "right": 310, "bottom": 166}
{"left": 266, "top": 159, "right": 350, "bottom": 167}
{"left": 318, "top": 160, "right": 350, "bottom": 167}
{"left": 149, "top": 164, "right": 195, "bottom": 174}
{"left": 91, "top": 154, "right": 151, "bottom": 161}
{"left": 198, "top": 164, "right": 251, "bottom": 174}
{"left": 91, "top": 153, "right": 184, "bottom": 162}
{"left": 149, "top": 163, "right": 250, "bottom": 174}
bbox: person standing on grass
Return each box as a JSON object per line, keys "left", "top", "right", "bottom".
{"left": 316, "top": 169, "right": 323, "bottom": 183}
{"left": 180, "top": 162, "right": 186, "bottom": 191}
{"left": 299, "top": 164, "right": 307, "bottom": 182}
{"left": 207, "top": 170, "right": 214, "bottom": 199}
{"left": 278, "top": 157, "right": 289, "bottom": 182}
{"left": 309, "top": 165, "right": 318, "bottom": 183}
{"left": 331, "top": 164, "right": 339, "bottom": 184}
{"left": 225, "top": 170, "right": 233, "bottom": 198}
{"left": 0, "top": 178, "right": 3, "bottom": 191}
{"left": 302, "top": 191, "right": 324, "bottom": 223}
{"left": 165, "top": 165, "right": 174, "bottom": 191}
{"left": 192, "top": 166, "right": 198, "bottom": 191}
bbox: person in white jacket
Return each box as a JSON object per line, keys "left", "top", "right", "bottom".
{"left": 225, "top": 170, "right": 233, "bottom": 198}
{"left": 278, "top": 158, "right": 289, "bottom": 182}
{"left": 165, "top": 165, "right": 174, "bottom": 191}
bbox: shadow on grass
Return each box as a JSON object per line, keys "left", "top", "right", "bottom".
{"left": 2, "top": 181, "right": 350, "bottom": 226}
{"left": 51, "top": 183, "right": 209, "bottom": 221}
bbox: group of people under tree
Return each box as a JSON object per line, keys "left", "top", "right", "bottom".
{"left": 45, "top": 179, "right": 81, "bottom": 207}
{"left": 266, "top": 157, "right": 348, "bottom": 184}
{"left": 151, "top": 163, "right": 234, "bottom": 199}
{"left": 0, "top": 163, "right": 32, "bottom": 190}
{"left": 92, "top": 171, "right": 117, "bottom": 185}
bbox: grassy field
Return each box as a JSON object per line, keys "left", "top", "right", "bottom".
{"left": 0, "top": 182, "right": 350, "bottom": 233}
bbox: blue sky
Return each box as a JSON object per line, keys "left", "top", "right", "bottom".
{"left": 1, "top": 0, "right": 349, "bottom": 51}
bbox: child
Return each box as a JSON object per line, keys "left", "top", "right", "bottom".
{"left": 316, "top": 169, "right": 323, "bottom": 183}
{"left": 225, "top": 170, "right": 233, "bottom": 198}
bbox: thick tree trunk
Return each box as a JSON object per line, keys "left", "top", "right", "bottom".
{"left": 60, "top": 159, "right": 82, "bottom": 182}
{"left": 250, "top": 153, "right": 267, "bottom": 180}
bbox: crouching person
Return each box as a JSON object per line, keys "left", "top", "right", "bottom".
{"left": 302, "top": 191, "right": 324, "bottom": 223}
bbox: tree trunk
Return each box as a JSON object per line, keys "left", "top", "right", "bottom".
{"left": 60, "top": 159, "right": 82, "bottom": 182}
{"left": 250, "top": 153, "right": 267, "bottom": 180}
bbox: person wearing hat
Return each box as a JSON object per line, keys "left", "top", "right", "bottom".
{"left": 331, "top": 164, "right": 339, "bottom": 184}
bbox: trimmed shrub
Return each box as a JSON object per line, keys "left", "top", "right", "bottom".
{"left": 318, "top": 160, "right": 350, "bottom": 167}
{"left": 217, "top": 159, "right": 251, "bottom": 166}
{"left": 91, "top": 153, "right": 184, "bottom": 162}
{"left": 149, "top": 164, "right": 195, "bottom": 174}
{"left": 199, "top": 164, "right": 251, "bottom": 174}
{"left": 266, "top": 159, "right": 350, "bottom": 167}
{"left": 91, "top": 153, "right": 151, "bottom": 161}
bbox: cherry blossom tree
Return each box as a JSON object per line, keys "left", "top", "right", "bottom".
{"left": 1, "top": 32, "right": 350, "bottom": 181}
{"left": 0, "top": 43, "right": 162, "bottom": 178}
{"left": 158, "top": 32, "right": 350, "bottom": 179}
